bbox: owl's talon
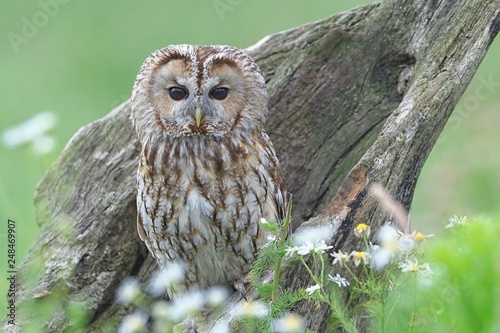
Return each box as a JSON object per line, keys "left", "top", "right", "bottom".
{"left": 233, "top": 278, "right": 250, "bottom": 301}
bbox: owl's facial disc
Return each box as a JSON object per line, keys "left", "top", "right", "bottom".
{"left": 143, "top": 47, "right": 265, "bottom": 138}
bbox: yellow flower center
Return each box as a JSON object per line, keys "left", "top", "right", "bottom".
{"left": 355, "top": 223, "right": 368, "bottom": 231}
{"left": 355, "top": 252, "right": 366, "bottom": 259}
{"left": 414, "top": 232, "right": 425, "bottom": 241}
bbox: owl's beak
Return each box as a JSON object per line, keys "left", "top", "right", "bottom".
{"left": 195, "top": 107, "right": 202, "bottom": 127}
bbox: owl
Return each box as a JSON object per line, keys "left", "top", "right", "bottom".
{"left": 130, "top": 45, "right": 286, "bottom": 298}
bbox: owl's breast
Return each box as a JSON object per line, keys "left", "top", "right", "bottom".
{"left": 136, "top": 136, "right": 278, "bottom": 289}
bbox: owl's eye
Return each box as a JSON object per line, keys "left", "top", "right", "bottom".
{"left": 210, "top": 87, "right": 229, "bottom": 100}
{"left": 169, "top": 87, "right": 188, "bottom": 100}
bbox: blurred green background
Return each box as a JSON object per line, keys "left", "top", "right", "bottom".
{"left": 0, "top": 0, "right": 498, "bottom": 319}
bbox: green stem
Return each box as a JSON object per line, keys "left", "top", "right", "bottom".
{"left": 343, "top": 262, "right": 362, "bottom": 286}
{"left": 272, "top": 195, "right": 293, "bottom": 302}
{"left": 299, "top": 256, "right": 318, "bottom": 283}
{"left": 409, "top": 275, "right": 417, "bottom": 332}
{"left": 320, "top": 253, "right": 326, "bottom": 285}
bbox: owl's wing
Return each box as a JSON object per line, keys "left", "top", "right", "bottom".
{"left": 137, "top": 213, "right": 148, "bottom": 242}
{"left": 260, "top": 131, "right": 288, "bottom": 232}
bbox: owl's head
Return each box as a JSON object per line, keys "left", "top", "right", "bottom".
{"left": 131, "top": 45, "right": 268, "bottom": 141}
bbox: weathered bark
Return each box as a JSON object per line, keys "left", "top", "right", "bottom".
{"left": 4, "top": 0, "right": 499, "bottom": 332}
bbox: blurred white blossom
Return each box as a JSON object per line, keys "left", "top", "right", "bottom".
{"left": 287, "top": 225, "right": 334, "bottom": 257}
{"left": 211, "top": 321, "right": 231, "bottom": 333}
{"left": 151, "top": 300, "right": 169, "bottom": 320}
{"left": 165, "top": 290, "right": 205, "bottom": 322}
{"left": 118, "top": 310, "right": 148, "bottom": 333}
{"left": 445, "top": 215, "right": 469, "bottom": 228}
{"left": 378, "top": 224, "right": 399, "bottom": 246}
{"left": 273, "top": 312, "right": 306, "bottom": 333}
{"left": 369, "top": 242, "right": 380, "bottom": 251}
{"left": 291, "top": 225, "right": 334, "bottom": 246}
{"left": 147, "top": 262, "right": 184, "bottom": 297}
{"left": 372, "top": 224, "right": 400, "bottom": 270}
{"left": 372, "top": 247, "right": 394, "bottom": 270}
{"left": 33, "top": 135, "right": 56, "bottom": 155}
{"left": 2, "top": 111, "right": 58, "bottom": 155}
{"left": 397, "top": 232, "right": 416, "bottom": 253}
{"left": 235, "top": 300, "right": 269, "bottom": 318}
{"left": 116, "top": 277, "right": 141, "bottom": 305}
{"left": 205, "top": 286, "right": 230, "bottom": 307}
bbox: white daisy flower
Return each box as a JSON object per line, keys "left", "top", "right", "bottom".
{"left": 328, "top": 274, "right": 350, "bottom": 287}
{"left": 412, "top": 231, "right": 435, "bottom": 243}
{"left": 295, "top": 240, "right": 333, "bottom": 256}
{"left": 305, "top": 284, "right": 321, "bottom": 295}
{"left": 350, "top": 251, "right": 370, "bottom": 266}
{"left": 445, "top": 215, "right": 469, "bottom": 228}
{"left": 353, "top": 223, "right": 371, "bottom": 238}
{"left": 398, "top": 258, "right": 432, "bottom": 274}
{"left": 331, "top": 250, "right": 350, "bottom": 265}
{"left": 285, "top": 246, "right": 299, "bottom": 256}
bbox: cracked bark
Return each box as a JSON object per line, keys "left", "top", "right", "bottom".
{"left": 3, "top": 0, "right": 499, "bottom": 332}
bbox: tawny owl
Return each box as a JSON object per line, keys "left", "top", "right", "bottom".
{"left": 131, "top": 44, "right": 286, "bottom": 298}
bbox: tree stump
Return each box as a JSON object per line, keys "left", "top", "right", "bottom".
{"left": 3, "top": 0, "right": 499, "bottom": 332}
